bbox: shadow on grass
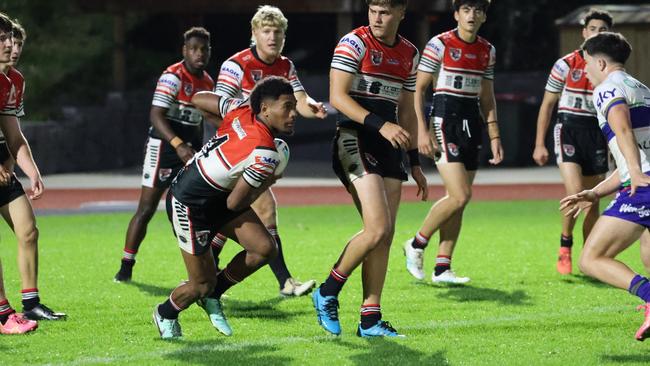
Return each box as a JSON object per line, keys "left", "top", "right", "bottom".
{"left": 225, "top": 296, "right": 309, "bottom": 321}
{"left": 128, "top": 281, "right": 174, "bottom": 297}
{"left": 333, "top": 337, "right": 450, "bottom": 365}
{"left": 422, "top": 284, "right": 531, "bottom": 306}
{"left": 162, "top": 340, "right": 291, "bottom": 365}
{"left": 561, "top": 274, "right": 608, "bottom": 288}
{"left": 600, "top": 353, "right": 650, "bottom": 363}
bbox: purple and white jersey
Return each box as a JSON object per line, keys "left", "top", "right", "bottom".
{"left": 594, "top": 70, "right": 650, "bottom": 182}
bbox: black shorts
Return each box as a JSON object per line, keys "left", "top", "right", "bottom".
{"left": 0, "top": 174, "right": 25, "bottom": 207}
{"left": 0, "top": 141, "right": 10, "bottom": 164}
{"left": 165, "top": 191, "right": 247, "bottom": 255}
{"left": 141, "top": 137, "right": 189, "bottom": 189}
{"left": 430, "top": 115, "right": 483, "bottom": 171}
{"left": 553, "top": 118, "right": 608, "bottom": 176}
{"left": 332, "top": 126, "right": 407, "bottom": 189}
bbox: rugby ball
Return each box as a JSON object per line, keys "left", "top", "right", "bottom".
{"left": 274, "top": 138, "right": 290, "bottom": 177}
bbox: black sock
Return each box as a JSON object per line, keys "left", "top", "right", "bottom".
{"left": 360, "top": 304, "right": 382, "bottom": 329}
{"left": 211, "top": 268, "right": 239, "bottom": 299}
{"left": 157, "top": 299, "right": 180, "bottom": 320}
{"left": 560, "top": 235, "right": 573, "bottom": 248}
{"left": 268, "top": 234, "right": 292, "bottom": 288}
{"left": 319, "top": 268, "right": 348, "bottom": 297}
{"left": 21, "top": 288, "right": 40, "bottom": 311}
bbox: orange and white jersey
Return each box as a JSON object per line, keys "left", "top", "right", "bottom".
{"left": 0, "top": 67, "right": 24, "bottom": 118}
{"left": 331, "top": 26, "right": 419, "bottom": 127}
{"left": 419, "top": 29, "right": 495, "bottom": 118}
{"left": 545, "top": 50, "right": 596, "bottom": 118}
{"left": 171, "top": 100, "right": 281, "bottom": 207}
{"left": 150, "top": 61, "right": 214, "bottom": 142}
{"left": 215, "top": 47, "right": 304, "bottom": 99}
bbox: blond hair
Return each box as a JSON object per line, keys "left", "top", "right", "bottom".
{"left": 250, "top": 5, "right": 288, "bottom": 32}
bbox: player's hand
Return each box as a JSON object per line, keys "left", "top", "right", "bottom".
{"left": 560, "top": 190, "right": 598, "bottom": 218}
{"left": 307, "top": 99, "right": 328, "bottom": 119}
{"left": 175, "top": 143, "right": 196, "bottom": 163}
{"left": 379, "top": 123, "right": 410, "bottom": 150}
{"left": 418, "top": 130, "right": 438, "bottom": 159}
{"left": 411, "top": 165, "right": 428, "bottom": 201}
{"left": 629, "top": 170, "right": 650, "bottom": 196}
{"left": 489, "top": 138, "right": 504, "bottom": 165}
{"left": 29, "top": 175, "right": 44, "bottom": 200}
{"left": 533, "top": 145, "right": 549, "bottom": 166}
{"left": 0, "top": 165, "right": 11, "bottom": 186}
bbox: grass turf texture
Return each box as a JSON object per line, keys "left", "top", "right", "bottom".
{"left": 0, "top": 200, "right": 649, "bottom": 365}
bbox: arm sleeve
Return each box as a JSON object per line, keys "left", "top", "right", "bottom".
{"left": 594, "top": 81, "right": 627, "bottom": 121}
{"left": 483, "top": 45, "right": 496, "bottom": 80}
{"left": 242, "top": 147, "right": 280, "bottom": 188}
{"left": 287, "top": 60, "right": 306, "bottom": 93}
{"left": 218, "top": 97, "right": 247, "bottom": 118}
{"left": 545, "top": 58, "right": 569, "bottom": 93}
{"left": 215, "top": 60, "right": 243, "bottom": 98}
{"left": 151, "top": 72, "right": 181, "bottom": 108}
{"left": 417, "top": 36, "right": 444, "bottom": 75}
{"left": 331, "top": 32, "right": 366, "bottom": 74}
{"left": 403, "top": 49, "right": 419, "bottom": 92}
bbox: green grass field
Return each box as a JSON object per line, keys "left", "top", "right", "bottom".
{"left": 1, "top": 200, "right": 649, "bottom": 365}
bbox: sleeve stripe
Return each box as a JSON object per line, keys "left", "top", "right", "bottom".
{"left": 604, "top": 98, "right": 627, "bottom": 118}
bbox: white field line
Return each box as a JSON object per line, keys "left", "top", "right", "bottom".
{"left": 42, "top": 305, "right": 631, "bottom": 366}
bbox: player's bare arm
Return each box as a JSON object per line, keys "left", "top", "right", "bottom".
{"left": 398, "top": 89, "right": 428, "bottom": 200}
{"left": 414, "top": 71, "right": 438, "bottom": 158}
{"left": 608, "top": 103, "right": 650, "bottom": 194}
{"left": 533, "top": 91, "right": 561, "bottom": 166}
{"left": 330, "top": 68, "right": 410, "bottom": 149}
{"left": 227, "top": 174, "right": 278, "bottom": 212}
{"left": 0, "top": 114, "right": 42, "bottom": 198}
{"left": 150, "top": 105, "right": 195, "bottom": 163}
{"left": 294, "top": 91, "right": 327, "bottom": 119}
{"left": 479, "top": 78, "right": 503, "bottom": 165}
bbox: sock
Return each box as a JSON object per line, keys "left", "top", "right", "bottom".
{"left": 267, "top": 227, "right": 292, "bottom": 288}
{"left": 360, "top": 304, "right": 382, "bottom": 329}
{"left": 211, "top": 267, "right": 240, "bottom": 299}
{"left": 630, "top": 275, "right": 650, "bottom": 302}
{"left": 157, "top": 297, "right": 182, "bottom": 320}
{"left": 434, "top": 255, "right": 451, "bottom": 276}
{"left": 211, "top": 233, "right": 227, "bottom": 269}
{"left": 122, "top": 248, "right": 137, "bottom": 261}
{"left": 0, "top": 299, "right": 14, "bottom": 324}
{"left": 411, "top": 231, "right": 430, "bottom": 250}
{"left": 560, "top": 235, "right": 573, "bottom": 249}
{"left": 21, "top": 288, "right": 40, "bottom": 311}
{"left": 319, "top": 267, "right": 349, "bottom": 297}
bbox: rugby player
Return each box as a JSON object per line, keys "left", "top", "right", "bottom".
{"left": 212, "top": 5, "right": 326, "bottom": 297}
{"left": 403, "top": 0, "right": 502, "bottom": 283}
{"left": 114, "top": 27, "right": 214, "bottom": 282}
{"left": 533, "top": 9, "right": 612, "bottom": 274}
{"left": 0, "top": 16, "right": 65, "bottom": 321}
{"left": 560, "top": 32, "right": 650, "bottom": 341}
{"left": 312, "top": 0, "right": 427, "bottom": 337}
{"left": 0, "top": 14, "right": 37, "bottom": 334}
{"left": 153, "top": 76, "right": 295, "bottom": 339}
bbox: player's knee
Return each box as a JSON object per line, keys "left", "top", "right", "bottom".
{"left": 364, "top": 224, "right": 392, "bottom": 248}
{"left": 260, "top": 236, "right": 278, "bottom": 261}
{"left": 578, "top": 253, "right": 595, "bottom": 276}
{"left": 193, "top": 278, "right": 217, "bottom": 298}
{"left": 135, "top": 204, "right": 157, "bottom": 222}
{"left": 449, "top": 192, "right": 471, "bottom": 209}
{"left": 17, "top": 225, "right": 38, "bottom": 246}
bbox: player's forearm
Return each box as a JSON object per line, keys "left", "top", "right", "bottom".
{"left": 191, "top": 91, "right": 222, "bottom": 117}
{"left": 479, "top": 85, "right": 499, "bottom": 139}
{"left": 15, "top": 143, "right": 40, "bottom": 180}
{"left": 295, "top": 92, "right": 317, "bottom": 119}
{"left": 330, "top": 91, "right": 372, "bottom": 124}
{"left": 398, "top": 93, "right": 418, "bottom": 150}
{"left": 414, "top": 87, "right": 429, "bottom": 136}
{"left": 592, "top": 170, "right": 621, "bottom": 198}
{"left": 150, "top": 108, "right": 180, "bottom": 144}
{"left": 535, "top": 104, "right": 554, "bottom": 146}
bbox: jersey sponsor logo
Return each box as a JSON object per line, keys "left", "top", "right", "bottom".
{"left": 255, "top": 155, "right": 280, "bottom": 168}
{"left": 195, "top": 230, "right": 211, "bottom": 247}
{"left": 364, "top": 152, "right": 378, "bottom": 166}
{"left": 159, "top": 168, "right": 173, "bottom": 181}
{"left": 619, "top": 203, "right": 650, "bottom": 218}
{"left": 251, "top": 70, "right": 263, "bottom": 82}
{"left": 638, "top": 140, "right": 650, "bottom": 150}
{"left": 387, "top": 58, "right": 400, "bottom": 65}
{"left": 340, "top": 36, "right": 363, "bottom": 54}
{"left": 595, "top": 88, "right": 617, "bottom": 109}
{"left": 370, "top": 50, "right": 383, "bottom": 66}
{"left": 570, "top": 69, "right": 583, "bottom": 82}
{"left": 449, "top": 48, "right": 462, "bottom": 61}
{"left": 232, "top": 117, "right": 247, "bottom": 140}
{"left": 447, "top": 143, "right": 459, "bottom": 157}
{"left": 562, "top": 144, "right": 575, "bottom": 157}
{"left": 221, "top": 66, "right": 241, "bottom": 78}
{"left": 160, "top": 78, "right": 179, "bottom": 88}
{"left": 428, "top": 41, "right": 443, "bottom": 54}
{"left": 465, "top": 53, "right": 477, "bottom": 59}
{"left": 184, "top": 83, "right": 193, "bottom": 95}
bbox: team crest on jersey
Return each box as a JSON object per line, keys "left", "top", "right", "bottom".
{"left": 449, "top": 48, "right": 462, "bottom": 61}
{"left": 563, "top": 144, "right": 575, "bottom": 157}
{"left": 370, "top": 50, "right": 383, "bottom": 66}
{"left": 195, "top": 230, "right": 211, "bottom": 247}
{"left": 184, "top": 83, "right": 193, "bottom": 95}
{"left": 447, "top": 143, "right": 459, "bottom": 157}
{"left": 251, "top": 70, "right": 263, "bottom": 82}
{"left": 159, "top": 168, "right": 173, "bottom": 181}
{"left": 571, "top": 69, "right": 583, "bottom": 82}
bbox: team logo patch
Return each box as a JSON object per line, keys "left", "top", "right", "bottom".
{"left": 365, "top": 153, "right": 378, "bottom": 166}
{"left": 184, "top": 83, "right": 193, "bottom": 95}
{"left": 562, "top": 144, "right": 575, "bottom": 157}
{"left": 570, "top": 69, "right": 583, "bottom": 82}
{"left": 195, "top": 230, "right": 211, "bottom": 247}
{"left": 449, "top": 48, "right": 462, "bottom": 61}
{"left": 447, "top": 143, "right": 459, "bottom": 157}
{"left": 144, "top": 173, "right": 150, "bottom": 179}
{"left": 159, "top": 168, "right": 173, "bottom": 181}
{"left": 251, "top": 70, "right": 263, "bottom": 82}
{"left": 370, "top": 50, "right": 383, "bottom": 66}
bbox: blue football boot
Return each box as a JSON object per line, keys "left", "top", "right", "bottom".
{"left": 312, "top": 287, "right": 341, "bottom": 335}
{"left": 357, "top": 320, "right": 405, "bottom": 338}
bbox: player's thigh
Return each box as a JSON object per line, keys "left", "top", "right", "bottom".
{"left": 221, "top": 209, "right": 275, "bottom": 257}
{"left": 582, "top": 173, "right": 606, "bottom": 190}
{"left": 6, "top": 195, "right": 36, "bottom": 237}
{"left": 582, "top": 216, "right": 645, "bottom": 260}
{"left": 180, "top": 247, "right": 216, "bottom": 284}
{"left": 250, "top": 189, "right": 277, "bottom": 221}
{"left": 137, "top": 185, "right": 166, "bottom": 212}
{"left": 437, "top": 162, "right": 472, "bottom": 200}
{"left": 383, "top": 177, "right": 402, "bottom": 225}
{"left": 350, "top": 173, "right": 391, "bottom": 229}
{"left": 558, "top": 162, "right": 584, "bottom": 194}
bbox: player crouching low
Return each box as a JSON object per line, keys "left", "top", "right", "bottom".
{"left": 152, "top": 76, "right": 296, "bottom": 339}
